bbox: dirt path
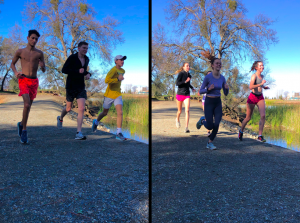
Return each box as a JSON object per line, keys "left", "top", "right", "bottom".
{"left": 0, "top": 94, "right": 148, "bottom": 222}
{"left": 152, "top": 100, "right": 300, "bottom": 223}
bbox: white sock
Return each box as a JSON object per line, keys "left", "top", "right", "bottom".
{"left": 95, "top": 120, "right": 99, "bottom": 125}
{"left": 117, "top": 128, "right": 121, "bottom": 134}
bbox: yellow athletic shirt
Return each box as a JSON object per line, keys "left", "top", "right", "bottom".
{"left": 104, "top": 66, "right": 125, "bottom": 99}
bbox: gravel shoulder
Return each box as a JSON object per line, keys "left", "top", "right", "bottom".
{"left": 0, "top": 94, "right": 148, "bottom": 222}
{"left": 152, "top": 100, "right": 300, "bottom": 223}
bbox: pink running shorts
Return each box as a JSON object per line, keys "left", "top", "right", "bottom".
{"left": 176, "top": 94, "right": 190, "bottom": 102}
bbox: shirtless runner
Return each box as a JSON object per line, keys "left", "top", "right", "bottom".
{"left": 10, "top": 29, "right": 46, "bottom": 144}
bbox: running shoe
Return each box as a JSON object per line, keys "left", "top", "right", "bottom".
{"left": 196, "top": 116, "right": 205, "bottom": 129}
{"left": 176, "top": 119, "right": 181, "bottom": 128}
{"left": 238, "top": 130, "right": 243, "bottom": 141}
{"left": 184, "top": 128, "right": 190, "bottom": 133}
{"left": 57, "top": 116, "right": 63, "bottom": 130}
{"left": 207, "top": 131, "right": 211, "bottom": 137}
{"left": 116, "top": 133, "right": 127, "bottom": 141}
{"left": 20, "top": 130, "right": 28, "bottom": 144}
{"left": 17, "top": 122, "right": 23, "bottom": 137}
{"left": 92, "top": 119, "right": 98, "bottom": 132}
{"left": 257, "top": 135, "right": 266, "bottom": 142}
{"left": 206, "top": 142, "right": 217, "bottom": 150}
{"left": 75, "top": 132, "right": 86, "bottom": 140}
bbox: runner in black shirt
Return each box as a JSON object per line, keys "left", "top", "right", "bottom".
{"left": 175, "top": 62, "right": 196, "bottom": 133}
{"left": 57, "top": 41, "right": 91, "bottom": 140}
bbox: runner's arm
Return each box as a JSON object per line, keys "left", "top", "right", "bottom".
{"left": 39, "top": 52, "right": 46, "bottom": 72}
{"left": 61, "top": 56, "right": 81, "bottom": 75}
{"left": 105, "top": 69, "right": 119, "bottom": 84}
{"left": 175, "top": 72, "right": 186, "bottom": 86}
{"left": 222, "top": 78, "right": 229, "bottom": 96}
{"left": 199, "top": 76, "right": 209, "bottom": 94}
{"left": 188, "top": 74, "right": 194, "bottom": 90}
{"left": 10, "top": 49, "right": 22, "bottom": 77}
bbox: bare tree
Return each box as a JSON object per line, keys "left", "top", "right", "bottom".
{"left": 153, "top": 0, "right": 278, "bottom": 118}
{"left": 152, "top": 24, "right": 187, "bottom": 98}
{"left": 85, "top": 74, "right": 106, "bottom": 96}
{"left": 164, "top": 0, "right": 278, "bottom": 63}
{"left": 0, "top": 25, "right": 25, "bottom": 91}
{"left": 22, "top": 0, "right": 124, "bottom": 88}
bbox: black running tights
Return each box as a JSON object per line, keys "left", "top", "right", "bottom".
{"left": 203, "top": 97, "right": 222, "bottom": 141}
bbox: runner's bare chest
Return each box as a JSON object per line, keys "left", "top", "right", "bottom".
{"left": 20, "top": 49, "right": 41, "bottom": 65}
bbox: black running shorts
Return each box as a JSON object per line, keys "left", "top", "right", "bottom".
{"left": 66, "top": 89, "right": 87, "bottom": 102}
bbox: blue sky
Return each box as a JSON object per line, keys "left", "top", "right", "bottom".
{"left": 0, "top": 0, "right": 149, "bottom": 90}
{"left": 152, "top": 0, "right": 300, "bottom": 98}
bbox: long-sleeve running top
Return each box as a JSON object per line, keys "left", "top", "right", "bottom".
{"left": 62, "top": 52, "right": 90, "bottom": 90}
{"left": 176, "top": 70, "right": 194, "bottom": 96}
{"left": 104, "top": 66, "right": 125, "bottom": 99}
{"left": 199, "top": 73, "right": 229, "bottom": 97}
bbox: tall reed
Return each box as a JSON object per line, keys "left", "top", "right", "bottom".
{"left": 249, "top": 104, "right": 300, "bottom": 134}
{"left": 99, "top": 97, "right": 149, "bottom": 126}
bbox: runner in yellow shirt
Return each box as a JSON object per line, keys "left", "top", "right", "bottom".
{"left": 92, "top": 55, "right": 127, "bottom": 141}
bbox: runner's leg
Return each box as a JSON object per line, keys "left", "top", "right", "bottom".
{"left": 115, "top": 104, "right": 123, "bottom": 129}
{"left": 208, "top": 99, "right": 222, "bottom": 142}
{"left": 176, "top": 100, "right": 183, "bottom": 122}
{"left": 203, "top": 101, "right": 210, "bottom": 134}
{"left": 77, "top": 98, "right": 85, "bottom": 132}
{"left": 21, "top": 94, "right": 33, "bottom": 130}
{"left": 96, "top": 109, "right": 109, "bottom": 122}
{"left": 60, "top": 101, "right": 73, "bottom": 120}
{"left": 203, "top": 98, "right": 214, "bottom": 131}
{"left": 257, "top": 99, "right": 266, "bottom": 136}
{"left": 183, "top": 98, "right": 190, "bottom": 128}
{"left": 241, "top": 103, "right": 255, "bottom": 132}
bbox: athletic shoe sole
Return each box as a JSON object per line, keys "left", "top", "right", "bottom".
{"left": 75, "top": 136, "right": 87, "bottom": 140}
{"left": 92, "top": 119, "right": 98, "bottom": 132}
{"left": 57, "top": 116, "right": 63, "bottom": 130}
{"left": 238, "top": 133, "right": 243, "bottom": 141}
{"left": 206, "top": 145, "right": 217, "bottom": 150}
{"left": 175, "top": 119, "right": 180, "bottom": 128}
{"left": 116, "top": 136, "right": 127, "bottom": 141}
{"left": 20, "top": 139, "right": 29, "bottom": 144}
{"left": 196, "top": 116, "right": 205, "bottom": 129}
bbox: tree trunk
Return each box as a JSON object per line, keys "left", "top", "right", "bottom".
{"left": 1, "top": 68, "right": 10, "bottom": 91}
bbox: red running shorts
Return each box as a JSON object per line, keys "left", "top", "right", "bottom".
{"left": 18, "top": 75, "right": 39, "bottom": 101}
{"left": 247, "top": 92, "right": 264, "bottom": 104}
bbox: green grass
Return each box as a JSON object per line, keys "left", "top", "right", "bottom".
{"left": 249, "top": 104, "right": 300, "bottom": 134}
{"left": 99, "top": 97, "right": 148, "bottom": 126}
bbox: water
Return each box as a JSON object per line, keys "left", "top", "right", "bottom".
{"left": 100, "top": 117, "right": 149, "bottom": 144}
{"left": 87, "top": 98, "right": 149, "bottom": 144}
{"left": 239, "top": 104, "right": 300, "bottom": 152}
{"left": 259, "top": 127, "right": 300, "bottom": 152}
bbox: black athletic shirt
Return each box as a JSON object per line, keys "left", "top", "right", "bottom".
{"left": 62, "top": 52, "right": 90, "bottom": 90}
{"left": 176, "top": 70, "right": 194, "bottom": 96}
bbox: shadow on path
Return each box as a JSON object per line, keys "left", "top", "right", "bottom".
{"left": 0, "top": 96, "right": 148, "bottom": 222}
{"left": 152, "top": 101, "right": 300, "bottom": 223}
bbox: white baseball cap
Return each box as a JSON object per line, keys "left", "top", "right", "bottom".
{"left": 114, "top": 55, "right": 127, "bottom": 61}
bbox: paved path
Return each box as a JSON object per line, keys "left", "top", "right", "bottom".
{"left": 152, "top": 100, "right": 300, "bottom": 223}
{"left": 0, "top": 94, "right": 148, "bottom": 222}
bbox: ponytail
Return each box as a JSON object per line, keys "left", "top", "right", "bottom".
{"left": 201, "top": 50, "right": 220, "bottom": 66}
{"left": 175, "top": 62, "right": 189, "bottom": 74}
{"left": 250, "top": 61, "right": 262, "bottom": 72}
